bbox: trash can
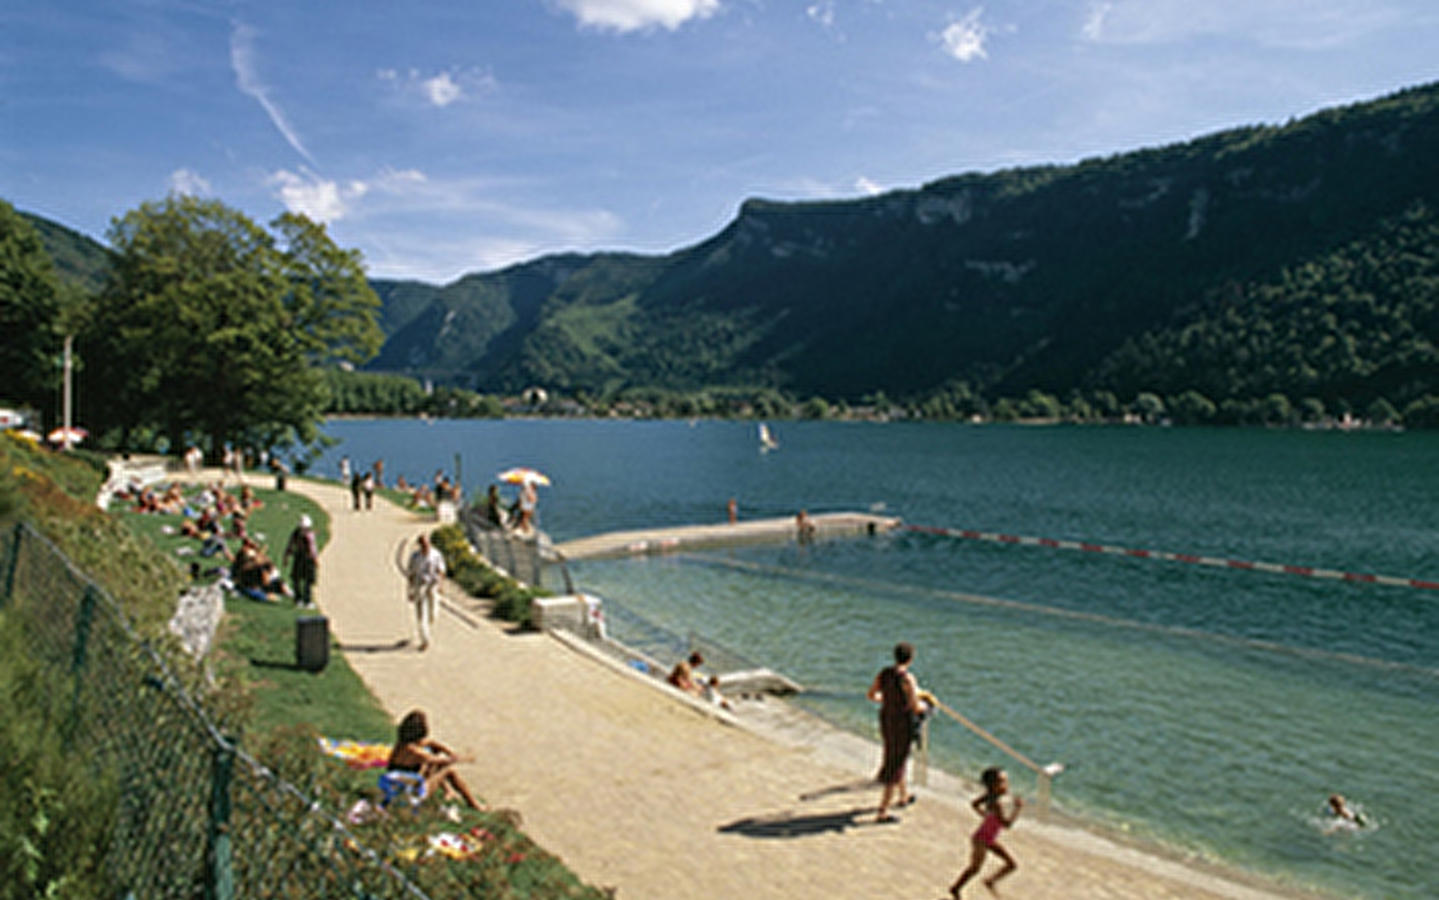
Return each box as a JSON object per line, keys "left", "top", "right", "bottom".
{"left": 296, "top": 615, "right": 329, "bottom": 672}
{"left": 275, "top": 471, "right": 288, "bottom": 491}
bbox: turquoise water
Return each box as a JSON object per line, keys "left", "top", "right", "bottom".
{"left": 315, "top": 419, "right": 1438, "bottom": 899}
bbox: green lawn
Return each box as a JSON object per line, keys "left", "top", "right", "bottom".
{"left": 119, "top": 482, "right": 393, "bottom": 742}
{"left": 186, "top": 489, "right": 608, "bottom": 898}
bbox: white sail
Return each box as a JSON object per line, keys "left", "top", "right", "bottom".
{"left": 758, "top": 422, "right": 779, "bottom": 452}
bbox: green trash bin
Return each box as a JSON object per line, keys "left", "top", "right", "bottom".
{"left": 296, "top": 615, "right": 329, "bottom": 672}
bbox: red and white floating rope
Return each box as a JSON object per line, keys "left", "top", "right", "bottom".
{"left": 904, "top": 524, "right": 1439, "bottom": 591}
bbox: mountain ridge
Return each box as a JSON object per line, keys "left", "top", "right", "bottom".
{"left": 22, "top": 81, "right": 1439, "bottom": 414}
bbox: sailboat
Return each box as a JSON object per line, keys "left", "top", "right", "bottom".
{"left": 758, "top": 422, "right": 779, "bottom": 453}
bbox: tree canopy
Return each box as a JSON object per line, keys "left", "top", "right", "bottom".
{"left": 80, "top": 196, "right": 382, "bottom": 455}
{"left": 0, "top": 199, "right": 65, "bottom": 412}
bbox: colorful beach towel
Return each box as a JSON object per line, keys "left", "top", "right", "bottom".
{"left": 318, "top": 737, "right": 391, "bottom": 770}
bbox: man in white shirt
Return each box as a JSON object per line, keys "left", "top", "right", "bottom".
{"left": 406, "top": 532, "right": 446, "bottom": 651}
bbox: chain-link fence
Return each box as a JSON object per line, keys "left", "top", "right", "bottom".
{"left": 1, "top": 522, "right": 432, "bottom": 900}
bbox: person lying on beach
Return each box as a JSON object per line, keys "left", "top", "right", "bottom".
{"left": 387, "top": 709, "right": 483, "bottom": 810}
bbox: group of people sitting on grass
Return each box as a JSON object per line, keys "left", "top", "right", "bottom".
{"left": 129, "top": 478, "right": 308, "bottom": 604}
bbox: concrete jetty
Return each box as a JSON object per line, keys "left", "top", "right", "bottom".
{"left": 552, "top": 511, "right": 902, "bottom": 561}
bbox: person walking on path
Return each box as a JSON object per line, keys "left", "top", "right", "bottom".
{"left": 283, "top": 514, "right": 320, "bottom": 608}
{"left": 949, "top": 767, "right": 1023, "bottom": 898}
{"left": 406, "top": 532, "right": 446, "bottom": 651}
{"left": 867, "top": 641, "right": 922, "bottom": 823}
{"left": 362, "top": 471, "right": 376, "bottom": 510}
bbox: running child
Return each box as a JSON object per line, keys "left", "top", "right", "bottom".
{"left": 949, "top": 767, "right": 1023, "bottom": 898}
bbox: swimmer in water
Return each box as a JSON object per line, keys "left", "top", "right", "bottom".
{"left": 1327, "top": 793, "right": 1367, "bottom": 828}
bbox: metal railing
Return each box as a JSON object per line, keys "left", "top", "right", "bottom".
{"left": 1, "top": 522, "right": 431, "bottom": 900}
{"left": 456, "top": 505, "right": 553, "bottom": 589}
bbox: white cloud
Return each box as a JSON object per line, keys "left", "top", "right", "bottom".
{"left": 1080, "top": 0, "right": 1398, "bottom": 50}
{"left": 807, "top": 1, "right": 837, "bottom": 29}
{"left": 423, "top": 72, "right": 463, "bottom": 107}
{"left": 937, "top": 8, "right": 990, "bottom": 63}
{"left": 269, "top": 169, "right": 367, "bottom": 222}
{"left": 855, "top": 176, "right": 885, "bottom": 196}
{"left": 553, "top": 0, "right": 721, "bottom": 33}
{"left": 230, "top": 22, "right": 315, "bottom": 164}
{"left": 168, "top": 169, "right": 212, "bottom": 197}
{"left": 378, "top": 68, "right": 497, "bottom": 108}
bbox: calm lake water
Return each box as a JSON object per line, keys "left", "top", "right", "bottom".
{"left": 315, "top": 419, "right": 1438, "bottom": 900}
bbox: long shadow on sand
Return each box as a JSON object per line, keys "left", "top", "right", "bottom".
{"left": 717, "top": 806, "right": 880, "bottom": 839}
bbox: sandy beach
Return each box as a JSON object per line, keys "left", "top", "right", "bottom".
{"left": 281, "top": 476, "right": 1330, "bottom": 900}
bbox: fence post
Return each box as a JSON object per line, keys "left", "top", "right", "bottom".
{"left": 1, "top": 522, "right": 23, "bottom": 608}
{"left": 71, "top": 585, "right": 100, "bottom": 673}
{"left": 206, "top": 739, "right": 236, "bottom": 900}
{"left": 64, "top": 585, "right": 101, "bottom": 740}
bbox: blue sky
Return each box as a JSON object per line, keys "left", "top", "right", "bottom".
{"left": 4, "top": 1, "right": 1438, "bottom": 284}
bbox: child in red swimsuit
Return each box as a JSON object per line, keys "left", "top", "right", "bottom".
{"left": 949, "top": 767, "right": 1023, "bottom": 898}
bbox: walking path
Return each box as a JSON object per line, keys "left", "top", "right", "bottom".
{"left": 286, "top": 477, "right": 1326, "bottom": 900}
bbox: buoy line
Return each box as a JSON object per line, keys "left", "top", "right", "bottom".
{"left": 904, "top": 524, "right": 1439, "bottom": 592}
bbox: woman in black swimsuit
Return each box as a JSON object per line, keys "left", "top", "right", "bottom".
{"left": 387, "top": 709, "right": 483, "bottom": 809}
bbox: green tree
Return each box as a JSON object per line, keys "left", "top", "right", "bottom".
{"left": 82, "top": 196, "right": 381, "bottom": 454}
{"left": 272, "top": 213, "right": 384, "bottom": 366}
{"left": 1169, "top": 390, "right": 1217, "bottom": 425}
{"left": 1261, "top": 393, "right": 1294, "bottom": 426}
{"left": 800, "top": 396, "right": 832, "bottom": 419}
{"left": 1367, "top": 397, "right": 1399, "bottom": 425}
{"left": 1132, "top": 392, "right": 1166, "bottom": 423}
{"left": 1297, "top": 397, "right": 1327, "bottom": 424}
{"left": 1402, "top": 395, "right": 1439, "bottom": 428}
{"left": 0, "top": 200, "right": 64, "bottom": 411}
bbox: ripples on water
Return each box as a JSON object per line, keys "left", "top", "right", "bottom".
{"left": 318, "top": 419, "right": 1438, "bottom": 900}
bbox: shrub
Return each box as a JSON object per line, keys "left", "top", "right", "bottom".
{"left": 430, "top": 525, "right": 549, "bottom": 629}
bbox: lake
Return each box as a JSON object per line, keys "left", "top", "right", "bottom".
{"left": 314, "top": 418, "right": 1438, "bottom": 900}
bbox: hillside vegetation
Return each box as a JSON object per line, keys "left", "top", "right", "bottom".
{"left": 21, "top": 82, "right": 1439, "bottom": 425}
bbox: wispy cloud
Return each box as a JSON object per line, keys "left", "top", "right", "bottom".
{"left": 855, "top": 176, "right": 886, "bottom": 196}
{"left": 378, "top": 68, "right": 498, "bottom": 108}
{"left": 230, "top": 22, "right": 315, "bottom": 164}
{"left": 266, "top": 165, "right": 625, "bottom": 279}
{"left": 937, "top": 8, "right": 990, "bottom": 63}
{"left": 1080, "top": 0, "right": 1399, "bottom": 50}
{"left": 807, "top": 1, "right": 837, "bottom": 30}
{"left": 168, "top": 169, "right": 212, "bottom": 197}
{"left": 552, "top": 0, "right": 721, "bottom": 34}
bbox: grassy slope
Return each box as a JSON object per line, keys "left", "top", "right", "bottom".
{"left": 118, "top": 483, "right": 394, "bottom": 741}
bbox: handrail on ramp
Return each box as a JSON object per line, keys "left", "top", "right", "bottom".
{"left": 927, "top": 694, "right": 1064, "bottom": 813}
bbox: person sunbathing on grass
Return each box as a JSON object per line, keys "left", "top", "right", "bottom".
{"left": 387, "top": 709, "right": 483, "bottom": 810}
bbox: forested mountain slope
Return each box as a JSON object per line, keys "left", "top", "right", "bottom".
{"left": 24, "top": 82, "right": 1439, "bottom": 415}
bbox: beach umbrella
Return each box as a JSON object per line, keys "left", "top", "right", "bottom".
{"left": 496, "top": 466, "right": 552, "bottom": 487}
{"left": 47, "top": 426, "right": 88, "bottom": 445}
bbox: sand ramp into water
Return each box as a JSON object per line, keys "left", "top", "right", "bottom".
{"left": 284, "top": 478, "right": 1325, "bottom": 900}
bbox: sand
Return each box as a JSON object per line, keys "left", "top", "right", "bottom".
{"left": 276, "top": 476, "right": 1329, "bottom": 900}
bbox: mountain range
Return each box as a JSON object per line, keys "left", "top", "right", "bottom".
{"left": 26, "top": 81, "right": 1439, "bottom": 412}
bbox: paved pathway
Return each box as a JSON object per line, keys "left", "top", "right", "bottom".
{"left": 284, "top": 477, "right": 1325, "bottom": 900}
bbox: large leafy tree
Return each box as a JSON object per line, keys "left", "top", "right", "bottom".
{"left": 82, "top": 195, "right": 383, "bottom": 454}
{"left": 0, "top": 199, "right": 64, "bottom": 412}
